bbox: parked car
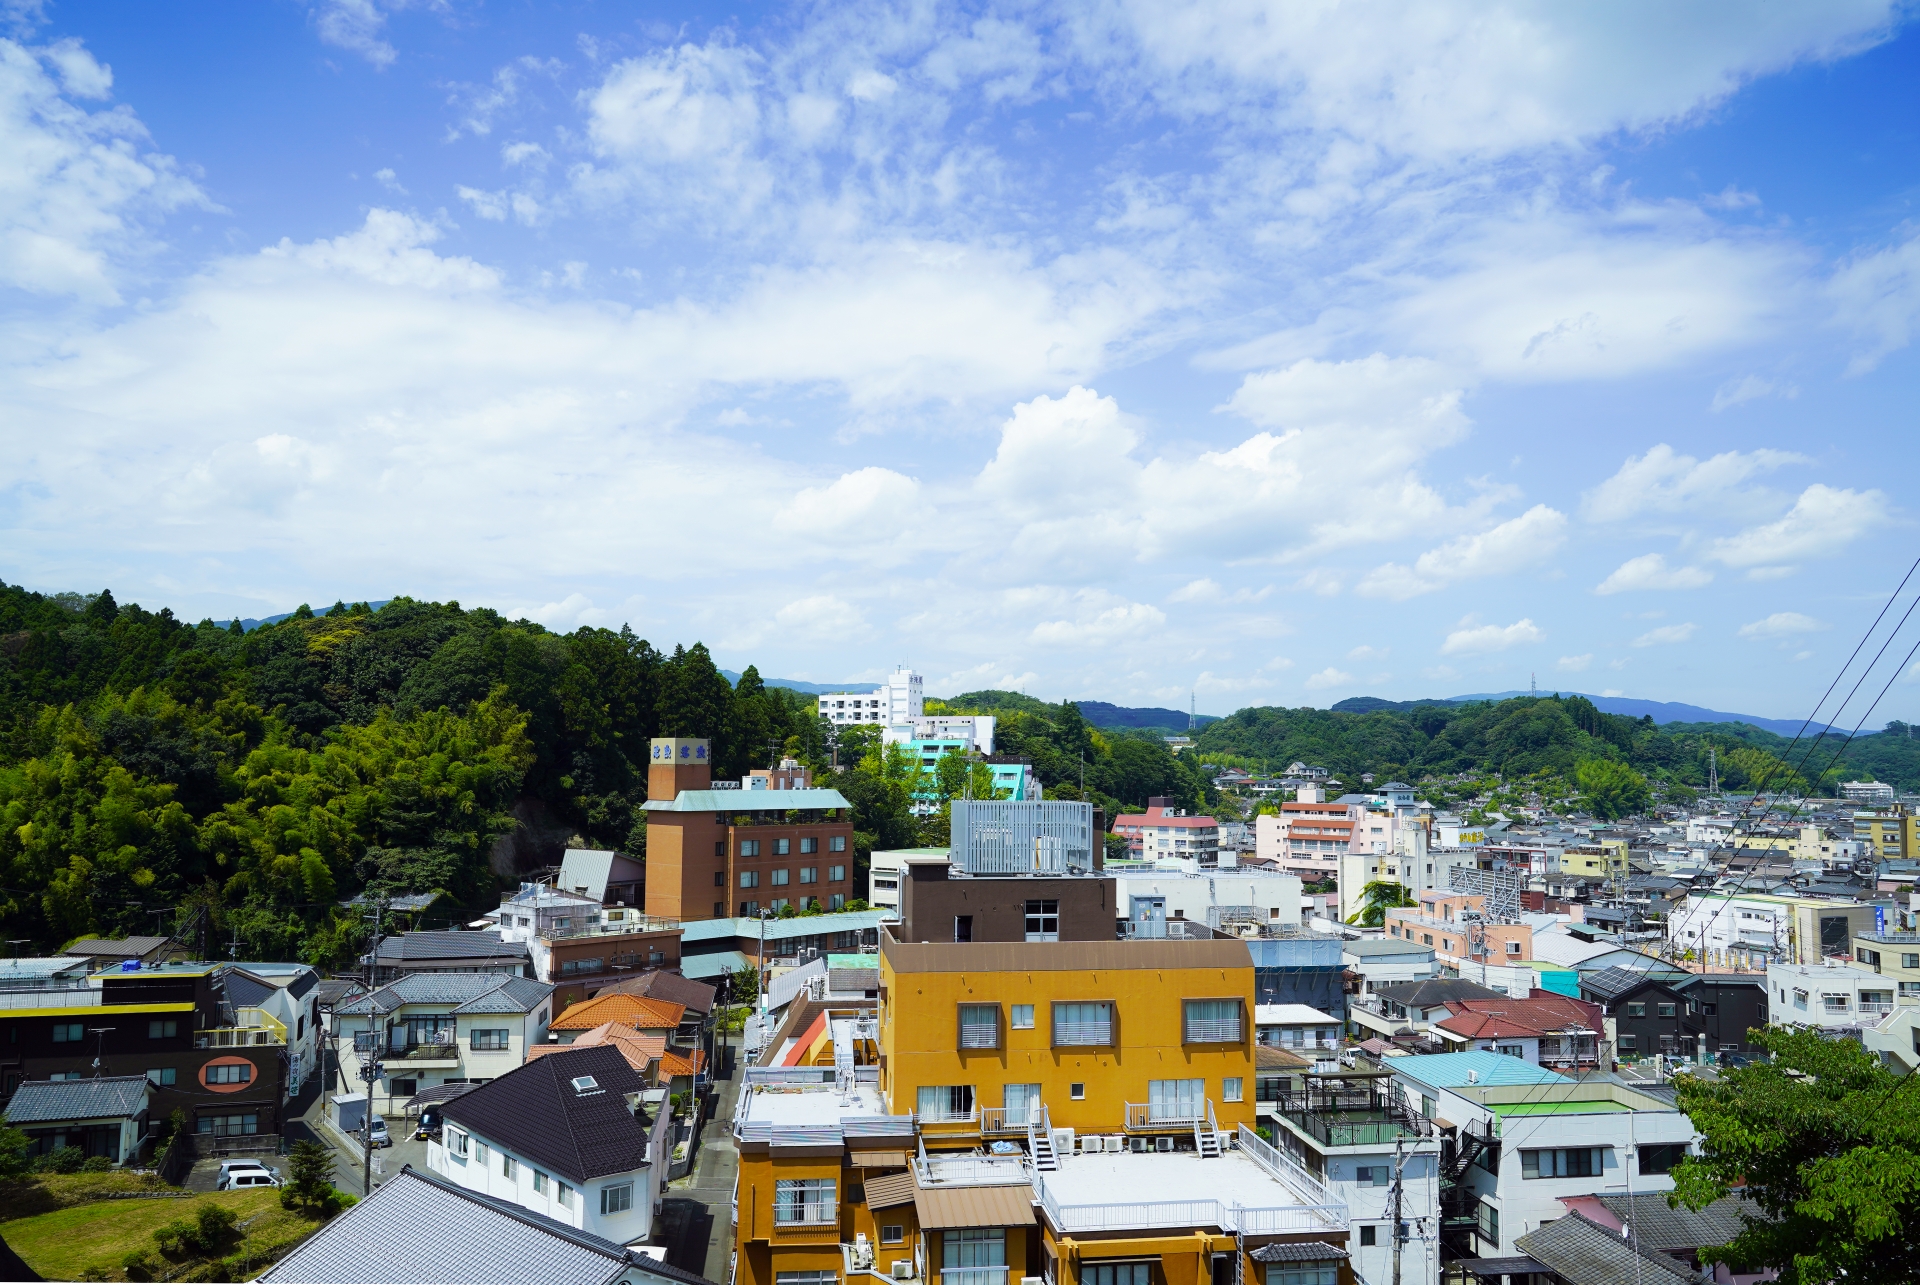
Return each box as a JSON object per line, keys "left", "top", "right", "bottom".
{"left": 216, "top": 1161, "right": 282, "bottom": 1190}
{"left": 367, "top": 1114, "right": 391, "bottom": 1148}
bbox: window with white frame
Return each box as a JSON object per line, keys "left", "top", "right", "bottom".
{"left": 601, "top": 1182, "right": 634, "bottom": 1215}
{"left": 1053, "top": 1001, "right": 1114, "bottom": 1046}
{"left": 470, "top": 1029, "right": 510, "bottom": 1051}
{"left": 1183, "top": 999, "right": 1241, "bottom": 1043}
{"left": 1010, "top": 1004, "right": 1034, "bottom": 1029}
{"left": 1025, "top": 900, "right": 1060, "bottom": 942}
{"left": 558, "top": 1182, "right": 574, "bottom": 1207}
{"left": 533, "top": 1170, "right": 548, "bottom": 1194}
{"left": 880, "top": 1225, "right": 905, "bottom": 1245}
{"left": 1522, "top": 1147, "right": 1605, "bottom": 1179}
{"left": 916, "top": 1084, "right": 975, "bottom": 1122}
{"left": 1222, "top": 1077, "right": 1243, "bottom": 1103}
{"left": 451, "top": 1131, "right": 469, "bottom": 1158}
{"left": 959, "top": 1005, "right": 999, "bottom": 1049}
{"left": 774, "top": 1178, "right": 836, "bottom": 1224}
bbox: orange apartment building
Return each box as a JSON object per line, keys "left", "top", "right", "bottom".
{"left": 642, "top": 738, "right": 857, "bottom": 922}
{"left": 729, "top": 925, "right": 1355, "bottom": 1285}
{"left": 1383, "top": 892, "right": 1532, "bottom": 967}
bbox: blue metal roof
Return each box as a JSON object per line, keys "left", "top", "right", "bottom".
{"left": 1387, "top": 1051, "right": 1571, "bottom": 1090}
{"left": 680, "top": 908, "right": 895, "bottom": 943}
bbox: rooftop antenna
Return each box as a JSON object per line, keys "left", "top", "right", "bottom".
{"left": 1530, "top": 672, "right": 1537, "bottom": 697}
{"left": 1189, "top": 692, "right": 1196, "bottom": 732}
{"left": 1708, "top": 747, "right": 1719, "bottom": 796}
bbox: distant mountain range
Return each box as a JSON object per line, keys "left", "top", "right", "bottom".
{"left": 1333, "top": 691, "right": 1839, "bottom": 738}
{"left": 1076, "top": 701, "right": 1219, "bottom": 731}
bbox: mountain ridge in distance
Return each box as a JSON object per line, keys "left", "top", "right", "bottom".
{"left": 1333, "top": 691, "right": 1843, "bottom": 739}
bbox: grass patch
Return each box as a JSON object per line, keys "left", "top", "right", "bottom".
{"left": 2, "top": 1187, "right": 324, "bottom": 1282}
{"left": 0, "top": 1171, "right": 177, "bottom": 1223}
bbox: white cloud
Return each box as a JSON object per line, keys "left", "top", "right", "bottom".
{"left": 1441, "top": 617, "right": 1544, "bottom": 655}
{"left": 584, "top": 41, "right": 769, "bottom": 211}
{"left": 1708, "top": 483, "right": 1889, "bottom": 567}
{"left": 0, "top": 38, "right": 206, "bottom": 302}
{"left": 1357, "top": 504, "right": 1566, "bottom": 599}
{"left": 1594, "top": 553, "right": 1714, "bottom": 595}
{"left": 1711, "top": 374, "right": 1798, "bottom": 412}
{"left": 1632, "top": 622, "right": 1698, "bottom": 646}
{"left": 1385, "top": 212, "right": 1811, "bottom": 382}
{"left": 1304, "top": 667, "right": 1353, "bottom": 691}
{"left": 1739, "top": 611, "right": 1828, "bottom": 638}
{"left": 316, "top": 0, "right": 397, "bottom": 69}
{"left": 1582, "top": 443, "right": 1808, "bottom": 522}
{"left": 1831, "top": 226, "right": 1920, "bottom": 374}
{"left": 1030, "top": 599, "right": 1167, "bottom": 646}
{"left": 774, "top": 594, "right": 867, "bottom": 638}
{"left": 261, "top": 209, "right": 500, "bottom": 291}
{"left": 1082, "top": 2, "right": 1900, "bottom": 163}
{"left": 41, "top": 37, "right": 109, "bottom": 97}
{"left": 1170, "top": 578, "right": 1223, "bottom": 603}
{"left": 1557, "top": 654, "right": 1593, "bottom": 672}
{"left": 777, "top": 467, "right": 921, "bottom": 554}
{"left": 1347, "top": 644, "right": 1389, "bottom": 661}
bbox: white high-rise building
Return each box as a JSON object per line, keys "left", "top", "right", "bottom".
{"left": 817, "top": 668, "right": 923, "bottom": 728}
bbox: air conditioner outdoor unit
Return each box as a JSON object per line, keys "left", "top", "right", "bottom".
{"left": 1052, "top": 1128, "right": 1075, "bottom": 1153}
{"left": 1106, "top": 1135, "right": 1124, "bottom": 1151}
{"left": 1079, "top": 1136, "right": 1103, "bottom": 1153}
{"left": 1021, "top": 1277, "right": 1045, "bottom": 1285}
{"left": 1155, "top": 1136, "right": 1173, "bottom": 1153}
{"left": 891, "top": 1262, "right": 914, "bottom": 1280}
{"left": 1131, "top": 1137, "right": 1148, "bottom": 1153}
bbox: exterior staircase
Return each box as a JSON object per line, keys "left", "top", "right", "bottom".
{"left": 1027, "top": 1105, "right": 1058, "bottom": 1171}
{"left": 1194, "top": 1100, "right": 1222, "bottom": 1158}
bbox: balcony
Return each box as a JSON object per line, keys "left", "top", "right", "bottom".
{"left": 942, "top": 1268, "right": 1009, "bottom": 1285}
{"left": 915, "top": 1155, "right": 1032, "bottom": 1186}
{"left": 387, "top": 1042, "right": 462, "bottom": 1066}
{"left": 1124, "top": 1098, "right": 1215, "bottom": 1132}
{"left": 979, "top": 1107, "right": 1039, "bottom": 1135}
{"left": 541, "top": 911, "right": 681, "bottom": 943}
{"left": 197, "top": 1007, "right": 288, "bottom": 1048}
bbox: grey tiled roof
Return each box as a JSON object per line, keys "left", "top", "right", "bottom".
{"left": 336, "top": 972, "right": 553, "bottom": 1017}
{"left": 442, "top": 1045, "right": 652, "bottom": 1184}
{"left": 259, "top": 1166, "right": 641, "bottom": 1285}
{"left": 1592, "top": 1192, "right": 1758, "bottom": 1253}
{"left": 59, "top": 935, "right": 170, "bottom": 959}
{"left": 220, "top": 968, "right": 278, "bottom": 1008}
{"left": 5, "top": 1075, "right": 149, "bottom": 1125}
{"left": 1249, "top": 1242, "right": 1347, "bottom": 1263}
{"left": 1373, "top": 978, "right": 1503, "bottom": 1007}
{"left": 374, "top": 930, "right": 530, "bottom": 963}
{"left": 1515, "top": 1212, "right": 1707, "bottom": 1285}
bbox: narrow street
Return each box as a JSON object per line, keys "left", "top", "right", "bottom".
{"left": 661, "top": 1024, "right": 742, "bottom": 1283}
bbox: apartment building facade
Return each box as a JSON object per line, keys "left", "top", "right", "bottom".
{"left": 0, "top": 962, "right": 291, "bottom": 1151}
{"left": 642, "top": 738, "right": 856, "bottom": 922}
{"left": 1387, "top": 1052, "right": 1696, "bottom": 1260}
{"left": 1383, "top": 893, "right": 1532, "bottom": 969}
{"left": 1112, "top": 798, "right": 1220, "bottom": 865}
{"left": 730, "top": 926, "right": 1357, "bottom": 1285}
{"left": 818, "top": 669, "right": 924, "bottom": 729}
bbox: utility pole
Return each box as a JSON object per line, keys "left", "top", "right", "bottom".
{"left": 1390, "top": 1132, "right": 1407, "bottom": 1285}
{"left": 359, "top": 895, "right": 387, "bottom": 1197}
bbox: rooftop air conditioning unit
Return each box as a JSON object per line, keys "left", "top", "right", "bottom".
{"left": 1131, "top": 1137, "right": 1149, "bottom": 1154}
{"left": 1155, "top": 1136, "right": 1174, "bottom": 1153}
{"left": 891, "top": 1263, "right": 914, "bottom": 1281}
{"left": 1052, "top": 1128, "right": 1075, "bottom": 1153}
{"left": 1105, "top": 1135, "right": 1124, "bottom": 1152}
{"left": 1079, "top": 1136, "right": 1103, "bottom": 1154}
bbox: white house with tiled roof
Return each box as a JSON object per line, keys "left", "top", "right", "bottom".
{"left": 335, "top": 973, "right": 554, "bottom": 1114}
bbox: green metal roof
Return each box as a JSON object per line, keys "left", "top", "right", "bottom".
{"left": 643, "top": 788, "right": 851, "bottom": 813}
{"left": 1493, "top": 1100, "right": 1630, "bottom": 1116}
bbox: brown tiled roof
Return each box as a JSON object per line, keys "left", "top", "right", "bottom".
{"left": 1256, "top": 1045, "right": 1315, "bottom": 1070}
{"left": 913, "top": 1180, "right": 1036, "bottom": 1229}
{"left": 864, "top": 1171, "right": 918, "bottom": 1210}
{"left": 593, "top": 970, "right": 716, "bottom": 1015}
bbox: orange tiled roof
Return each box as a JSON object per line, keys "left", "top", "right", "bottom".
{"left": 551, "top": 992, "right": 687, "bottom": 1032}
{"left": 660, "top": 1047, "right": 709, "bottom": 1077}
{"left": 525, "top": 1022, "right": 668, "bottom": 1074}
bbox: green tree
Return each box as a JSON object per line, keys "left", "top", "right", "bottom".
{"left": 281, "top": 1139, "right": 346, "bottom": 1214}
{"left": 1573, "top": 758, "right": 1651, "bottom": 819}
{"left": 1348, "top": 880, "right": 1416, "bottom": 927}
{"left": 1673, "top": 1026, "right": 1920, "bottom": 1283}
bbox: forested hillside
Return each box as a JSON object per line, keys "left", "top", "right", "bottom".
{"left": 0, "top": 588, "right": 1210, "bottom": 967}
{"left": 1193, "top": 694, "right": 1920, "bottom": 796}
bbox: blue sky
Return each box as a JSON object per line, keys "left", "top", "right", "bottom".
{"left": 2, "top": 1, "right": 1918, "bottom": 722}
